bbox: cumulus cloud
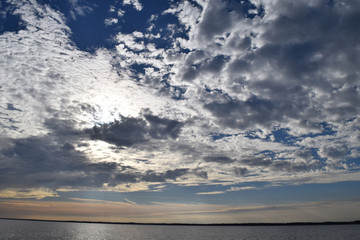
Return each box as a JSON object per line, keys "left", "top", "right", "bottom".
{"left": 122, "top": 0, "right": 143, "bottom": 11}
{"left": 104, "top": 17, "right": 118, "bottom": 26}
{"left": 87, "top": 112, "right": 184, "bottom": 147}
{"left": 165, "top": 0, "right": 360, "bottom": 134}
{"left": 0, "top": 128, "right": 199, "bottom": 193}
{"left": 0, "top": 135, "right": 100, "bottom": 189}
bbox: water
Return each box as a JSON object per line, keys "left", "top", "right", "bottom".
{"left": 0, "top": 219, "right": 359, "bottom": 240}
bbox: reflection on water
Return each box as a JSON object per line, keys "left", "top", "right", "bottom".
{"left": 0, "top": 219, "right": 359, "bottom": 240}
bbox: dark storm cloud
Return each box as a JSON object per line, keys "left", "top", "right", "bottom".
{"left": 88, "top": 113, "right": 183, "bottom": 147}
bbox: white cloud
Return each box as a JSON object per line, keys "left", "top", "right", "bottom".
{"left": 122, "top": 0, "right": 143, "bottom": 11}
{"left": 196, "top": 191, "right": 225, "bottom": 195}
{"left": 104, "top": 17, "right": 118, "bottom": 26}
{"left": 227, "top": 186, "right": 258, "bottom": 191}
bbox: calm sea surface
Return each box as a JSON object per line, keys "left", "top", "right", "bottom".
{"left": 0, "top": 219, "right": 359, "bottom": 240}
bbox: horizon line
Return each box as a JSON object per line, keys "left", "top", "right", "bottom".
{"left": 1, "top": 218, "right": 359, "bottom": 227}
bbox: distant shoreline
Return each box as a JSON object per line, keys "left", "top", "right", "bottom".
{"left": 1, "top": 218, "right": 359, "bottom": 226}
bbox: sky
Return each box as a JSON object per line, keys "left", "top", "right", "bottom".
{"left": 0, "top": 0, "right": 360, "bottom": 224}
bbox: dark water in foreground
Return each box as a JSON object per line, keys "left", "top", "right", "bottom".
{"left": 0, "top": 219, "right": 359, "bottom": 240}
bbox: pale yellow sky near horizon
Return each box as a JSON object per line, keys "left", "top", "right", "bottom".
{"left": 1, "top": 199, "right": 359, "bottom": 224}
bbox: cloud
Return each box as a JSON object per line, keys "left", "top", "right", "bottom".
{"left": 87, "top": 112, "right": 184, "bottom": 147}
{"left": 167, "top": 0, "right": 360, "bottom": 131}
{"left": 0, "top": 134, "right": 123, "bottom": 190}
{"left": 241, "top": 156, "right": 272, "bottom": 167}
{"left": 0, "top": 188, "right": 58, "bottom": 200}
{"left": 0, "top": 131, "right": 198, "bottom": 193}
{"left": 144, "top": 112, "right": 184, "bottom": 139}
{"left": 197, "top": 0, "right": 231, "bottom": 40}
{"left": 104, "top": 17, "right": 118, "bottom": 26}
{"left": 88, "top": 117, "right": 148, "bottom": 147}
{"left": 122, "top": 0, "right": 143, "bottom": 11}
{"left": 204, "top": 156, "right": 235, "bottom": 164}
{"left": 6, "top": 103, "right": 21, "bottom": 111}
{"left": 233, "top": 167, "right": 248, "bottom": 176}
{"left": 204, "top": 95, "right": 278, "bottom": 130}
{"left": 68, "top": 0, "right": 96, "bottom": 20}
{"left": 227, "top": 186, "right": 257, "bottom": 191}
{"left": 139, "top": 169, "right": 190, "bottom": 182}
{"left": 319, "top": 145, "right": 348, "bottom": 165}
{"left": 0, "top": 0, "right": 359, "bottom": 203}
{"left": 196, "top": 191, "right": 225, "bottom": 195}
{"left": 124, "top": 198, "right": 138, "bottom": 206}
{"left": 165, "top": 168, "right": 189, "bottom": 180}
{"left": 179, "top": 54, "right": 229, "bottom": 82}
